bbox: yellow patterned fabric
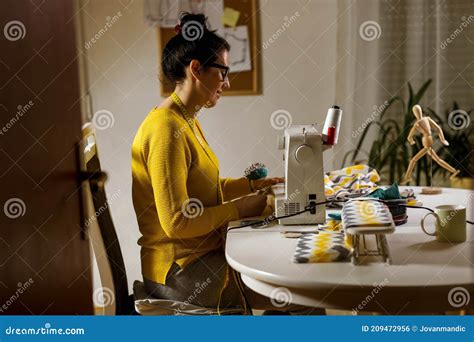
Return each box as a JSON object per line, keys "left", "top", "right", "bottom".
{"left": 342, "top": 200, "right": 394, "bottom": 229}
{"left": 293, "top": 220, "right": 352, "bottom": 263}
{"left": 324, "top": 164, "right": 380, "bottom": 199}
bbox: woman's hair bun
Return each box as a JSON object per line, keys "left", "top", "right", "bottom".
{"left": 162, "top": 11, "right": 230, "bottom": 84}
{"left": 179, "top": 12, "right": 209, "bottom": 33}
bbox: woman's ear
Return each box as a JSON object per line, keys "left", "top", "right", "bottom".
{"left": 189, "top": 59, "right": 202, "bottom": 80}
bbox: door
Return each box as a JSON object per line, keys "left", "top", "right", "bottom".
{"left": 0, "top": 0, "right": 93, "bottom": 314}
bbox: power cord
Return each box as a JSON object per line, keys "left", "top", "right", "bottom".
{"left": 227, "top": 198, "right": 473, "bottom": 232}
{"left": 226, "top": 200, "right": 346, "bottom": 232}
{"left": 373, "top": 200, "right": 474, "bottom": 225}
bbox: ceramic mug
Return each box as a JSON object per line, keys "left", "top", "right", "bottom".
{"left": 421, "top": 205, "right": 466, "bottom": 243}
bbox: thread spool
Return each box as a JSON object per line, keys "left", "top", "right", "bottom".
{"left": 322, "top": 105, "right": 342, "bottom": 145}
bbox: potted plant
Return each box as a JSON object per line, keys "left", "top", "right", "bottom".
{"left": 343, "top": 79, "right": 432, "bottom": 185}
{"left": 343, "top": 79, "right": 473, "bottom": 188}
{"left": 427, "top": 103, "right": 473, "bottom": 189}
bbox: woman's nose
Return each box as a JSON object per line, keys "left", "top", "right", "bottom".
{"left": 223, "top": 76, "right": 230, "bottom": 89}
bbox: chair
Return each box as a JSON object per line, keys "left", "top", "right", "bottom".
{"left": 80, "top": 123, "right": 243, "bottom": 315}
{"left": 81, "top": 123, "right": 135, "bottom": 315}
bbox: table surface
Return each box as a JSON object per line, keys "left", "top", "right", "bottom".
{"left": 225, "top": 186, "right": 474, "bottom": 312}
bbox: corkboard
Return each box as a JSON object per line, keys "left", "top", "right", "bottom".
{"left": 157, "top": 0, "right": 261, "bottom": 96}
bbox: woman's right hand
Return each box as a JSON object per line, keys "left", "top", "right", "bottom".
{"left": 232, "top": 193, "right": 267, "bottom": 218}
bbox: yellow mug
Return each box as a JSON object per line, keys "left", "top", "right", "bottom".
{"left": 421, "top": 205, "right": 466, "bottom": 243}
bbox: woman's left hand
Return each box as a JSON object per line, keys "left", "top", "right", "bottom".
{"left": 251, "top": 177, "right": 284, "bottom": 191}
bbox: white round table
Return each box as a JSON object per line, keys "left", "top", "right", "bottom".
{"left": 226, "top": 187, "right": 474, "bottom": 313}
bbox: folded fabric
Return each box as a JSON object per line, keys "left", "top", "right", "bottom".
{"left": 324, "top": 164, "right": 380, "bottom": 200}
{"left": 366, "top": 182, "right": 400, "bottom": 200}
{"left": 327, "top": 212, "right": 342, "bottom": 221}
{"left": 293, "top": 221, "right": 352, "bottom": 263}
{"left": 365, "top": 183, "right": 420, "bottom": 226}
{"left": 342, "top": 199, "right": 395, "bottom": 230}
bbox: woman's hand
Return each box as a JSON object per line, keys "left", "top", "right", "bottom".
{"left": 251, "top": 177, "right": 284, "bottom": 191}
{"left": 232, "top": 193, "right": 267, "bottom": 218}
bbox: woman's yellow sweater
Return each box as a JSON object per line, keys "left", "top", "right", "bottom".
{"left": 131, "top": 108, "right": 252, "bottom": 284}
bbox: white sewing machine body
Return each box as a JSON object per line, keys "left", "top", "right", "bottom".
{"left": 273, "top": 125, "right": 328, "bottom": 225}
{"left": 273, "top": 106, "right": 342, "bottom": 225}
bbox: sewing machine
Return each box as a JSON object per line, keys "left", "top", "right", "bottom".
{"left": 270, "top": 106, "right": 393, "bottom": 264}
{"left": 273, "top": 106, "right": 342, "bottom": 225}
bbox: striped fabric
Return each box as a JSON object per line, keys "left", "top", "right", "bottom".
{"left": 324, "top": 164, "right": 380, "bottom": 200}
{"left": 293, "top": 220, "right": 352, "bottom": 263}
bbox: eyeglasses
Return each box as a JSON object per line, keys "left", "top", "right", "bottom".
{"left": 206, "top": 62, "right": 230, "bottom": 82}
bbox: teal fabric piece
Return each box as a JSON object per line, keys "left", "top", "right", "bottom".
{"left": 328, "top": 213, "right": 342, "bottom": 221}
{"left": 367, "top": 183, "right": 401, "bottom": 200}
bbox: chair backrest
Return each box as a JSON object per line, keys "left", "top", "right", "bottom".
{"left": 81, "top": 123, "right": 134, "bottom": 315}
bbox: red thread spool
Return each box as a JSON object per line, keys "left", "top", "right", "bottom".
{"left": 326, "top": 126, "right": 336, "bottom": 145}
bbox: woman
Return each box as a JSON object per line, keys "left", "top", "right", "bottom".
{"left": 131, "top": 13, "right": 285, "bottom": 311}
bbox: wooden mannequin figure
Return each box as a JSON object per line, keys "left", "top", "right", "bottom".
{"left": 401, "top": 105, "right": 460, "bottom": 192}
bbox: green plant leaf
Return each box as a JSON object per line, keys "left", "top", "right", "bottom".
{"left": 408, "top": 82, "right": 414, "bottom": 109}
{"left": 350, "top": 121, "right": 385, "bottom": 164}
{"left": 379, "top": 96, "right": 404, "bottom": 122}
